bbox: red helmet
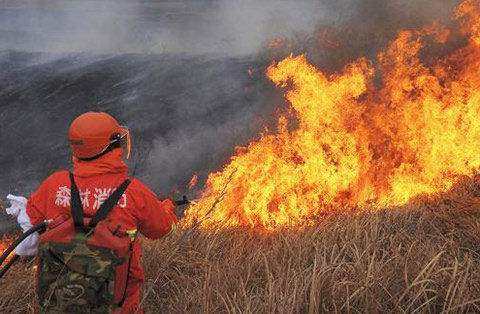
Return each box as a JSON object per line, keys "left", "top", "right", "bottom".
{"left": 68, "top": 112, "right": 131, "bottom": 160}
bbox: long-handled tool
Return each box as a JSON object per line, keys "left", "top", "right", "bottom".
{"left": 0, "top": 220, "right": 49, "bottom": 280}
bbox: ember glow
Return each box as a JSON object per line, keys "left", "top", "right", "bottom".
{"left": 186, "top": 0, "right": 480, "bottom": 230}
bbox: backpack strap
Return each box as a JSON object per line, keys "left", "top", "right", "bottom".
{"left": 69, "top": 172, "right": 131, "bottom": 233}
{"left": 87, "top": 178, "right": 131, "bottom": 230}
{"left": 69, "top": 172, "right": 86, "bottom": 233}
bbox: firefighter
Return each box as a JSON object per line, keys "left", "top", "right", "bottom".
{"left": 25, "top": 111, "right": 178, "bottom": 313}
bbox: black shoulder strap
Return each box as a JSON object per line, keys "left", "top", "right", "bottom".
{"left": 87, "top": 178, "right": 131, "bottom": 230}
{"left": 69, "top": 172, "right": 131, "bottom": 233}
{"left": 69, "top": 172, "right": 86, "bottom": 233}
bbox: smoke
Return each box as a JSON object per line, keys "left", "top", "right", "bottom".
{"left": 1, "top": 0, "right": 459, "bottom": 57}
{"left": 145, "top": 114, "right": 256, "bottom": 193}
{"left": 0, "top": 0, "right": 323, "bottom": 56}
{"left": 262, "top": 0, "right": 460, "bottom": 71}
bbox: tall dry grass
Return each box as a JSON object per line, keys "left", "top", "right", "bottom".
{"left": 141, "top": 205, "right": 480, "bottom": 313}
{"left": 1, "top": 187, "right": 480, "bottom": 313}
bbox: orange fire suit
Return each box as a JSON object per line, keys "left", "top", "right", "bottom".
{"left": 26, "top": 149, "right": 178, "bottom": 313}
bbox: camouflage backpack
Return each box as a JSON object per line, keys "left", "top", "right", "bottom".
{"left": 37, "top": 173, "right": 133, "bottom": 313}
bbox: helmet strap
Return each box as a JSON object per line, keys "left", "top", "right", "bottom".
{"left": 77, "top": 141, "right": 121, "bottom": 162}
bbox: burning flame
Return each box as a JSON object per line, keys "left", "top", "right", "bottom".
{"left": 186, "top": 0, "right": 480, "bottom": 230}
{"left": 188, "top": 174, "right": 199, "bottom": 190}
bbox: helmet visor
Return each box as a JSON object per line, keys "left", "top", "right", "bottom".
{"left": 118, "top": 127, "right": 131, "bottom": 160}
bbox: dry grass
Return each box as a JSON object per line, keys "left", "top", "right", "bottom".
{"left": 1, "top": 188, "right": 480, "bottom": 313}
{"left": 140, "top": 206, "right": 480, "bottom": 313}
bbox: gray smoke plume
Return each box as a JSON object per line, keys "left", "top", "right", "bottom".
{"left": 0, "top": 1, "right": 459, "bottom": 57}
{"left": 0, "top": 0, "right": 324, "bottom": 56}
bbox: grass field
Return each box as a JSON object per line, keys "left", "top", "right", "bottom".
{"left": 1, "top": 182, "right": 480, "bottom": 313}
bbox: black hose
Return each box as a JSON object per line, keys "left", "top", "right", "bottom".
{"left": 0, "top": 254, "right": 19, "bottom": 279}
{"left": 0, "top": 220, "right": 48, "bottom": 271}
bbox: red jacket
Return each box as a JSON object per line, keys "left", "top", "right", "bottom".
{"left": 26, "top": 149, "right": 177, "bottom": 313}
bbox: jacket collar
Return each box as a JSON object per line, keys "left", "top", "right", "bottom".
{"left": 73, "top": 149, "right": 128, "bottom": 178}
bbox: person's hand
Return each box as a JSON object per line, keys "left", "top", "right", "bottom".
{"left": 5, "top": 195, "right": 27, "bottom": 219}
{"left": 173, "top": 195, "right": 191, "bottom": 219}
{"left": 5, "top": 194, "right": 39, "bottom": 256}
{"left": 174, "top": 195, "right": 190, "bottom": 206}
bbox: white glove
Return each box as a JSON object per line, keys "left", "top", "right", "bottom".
{"left": 5, "top": 194, "right": 39, "bottom": 256}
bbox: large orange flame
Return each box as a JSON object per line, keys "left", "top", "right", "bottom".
{"left": 185, "top": 0, "right": 480, "bottom": 230}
